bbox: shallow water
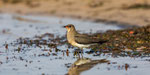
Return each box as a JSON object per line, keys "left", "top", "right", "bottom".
{"left": 0, "top": 14, "right": 149, "bottom": 75}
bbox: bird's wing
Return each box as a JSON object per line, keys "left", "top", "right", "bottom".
{"left": 74, "top": 34, "right": 101, "bottom": 44}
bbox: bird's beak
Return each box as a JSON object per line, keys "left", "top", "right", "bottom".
{"left": 63, "top": 26, "right": 67, "bottom": 28}
{"left": 63, "top": 26, "right": 66, "bottom": 28}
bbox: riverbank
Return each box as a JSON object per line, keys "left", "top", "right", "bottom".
{"left": 0, "top": 0, "right": 150, "bottom": 26}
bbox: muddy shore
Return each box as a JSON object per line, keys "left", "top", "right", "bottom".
{"left": 0, "top": 0, "right": 149, "bottom": 52}
{"left": 0, "top": 0, "right": 150, "bottom": 26}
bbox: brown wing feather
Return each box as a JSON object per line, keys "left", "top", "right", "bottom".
{"left": 74, "top": 34, "right": 101, "bottom": 44}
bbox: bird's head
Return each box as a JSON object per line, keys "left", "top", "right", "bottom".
{"left": 63, "top": 24, "right": 76, "bottom": 32}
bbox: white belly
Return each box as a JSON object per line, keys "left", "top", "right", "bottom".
{"left": 73, "top": 43, "right": 90, "bottom": 48}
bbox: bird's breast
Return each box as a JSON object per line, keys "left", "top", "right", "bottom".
{"left": 67, "top": 32, "right": 90, "bottom": 48}
{"left": 67, "top": 32, "right": 75, "bottom": 43}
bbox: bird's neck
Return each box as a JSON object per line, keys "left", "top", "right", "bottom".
{"left": 67, "top": 29, "right": 77, "bottom": 34}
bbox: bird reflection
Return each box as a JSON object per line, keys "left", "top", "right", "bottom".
{"left": 66, "top": 57, "right": 109, "bottom": 75}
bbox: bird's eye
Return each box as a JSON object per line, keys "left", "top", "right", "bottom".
{"left": 68, "top": 26, "right": 71, "bottom": 28}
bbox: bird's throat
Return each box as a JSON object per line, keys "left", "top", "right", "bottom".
{"left": 67, "top": 29, "right": 71, "bottom": 32}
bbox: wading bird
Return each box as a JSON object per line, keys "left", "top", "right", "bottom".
{"left": 63, "top": 24, "right": 106, "bottom": 57}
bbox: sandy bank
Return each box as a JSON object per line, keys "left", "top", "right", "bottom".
{"left": 0, "top": 0, "right": 150, "bottom": 26}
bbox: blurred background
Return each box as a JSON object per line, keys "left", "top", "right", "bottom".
{"left": 0, "top": 0, "right": 150, "bottom": 26}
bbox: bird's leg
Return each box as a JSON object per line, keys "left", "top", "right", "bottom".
{"left": 81, "top": 48, "right": 83, "bottom": 58}
{"left": 76, "top": 49, "right": 80, "bottom": 59}
{"left": 77, "top": 51, "right": 80, "bottom": 59}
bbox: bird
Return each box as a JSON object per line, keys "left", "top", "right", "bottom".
{"left": 63, "top": 24, "right": 106, "bottom": 57}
